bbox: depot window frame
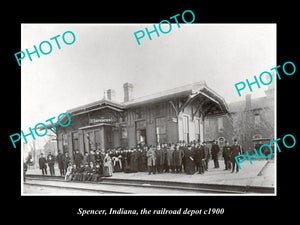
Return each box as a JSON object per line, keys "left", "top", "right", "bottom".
{"left": 182, "top": 114, "right": 190, "bottom": 143}
{"left": 155, "top": 116, "right": 167, "bottom": 144}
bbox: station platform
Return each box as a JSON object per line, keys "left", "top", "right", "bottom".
{"left": 26, "top": 159, "right": 275, "bottom": 193}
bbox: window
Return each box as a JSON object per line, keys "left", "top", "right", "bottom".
{"left": 154, "top": 104, "right": 163, "bottom": 117}
{"left": 121, "top": 126, "right": 128, "bottom": 139}
{"left": 134, "top": 108, "right": 143, "bottom": 119}
{"left": 183, "top": 115, "right": 189, "bottom": 143}
{"left": 195, "top": 118, "right": 201, "bottom": 142}
{"left": 83, "top": 129, "right": 102, "bottom": 151}
{"left": 87, "top": 131, "right": 95, "bottom": 150}
{"left": 72, "top": 132, "right": 79, "bottom": 152}
{"left": 155, "top": 117, "right": 167, "bottom": 144}
{"left": 254, "top": 114, "right": 260, "bottom": 128}
{"left": 62, "top": 134, "right": 68, "bottom": 145}
{"left": 62, "top": 134, "right": 68, "bottom": 153}
{"left": 95, "top": 130, "right": 101, "bottom": 149}
{"left": 218, "top": 117, "right": 224, "bottom": 132}
{"left": 136, "top": 120, "right": 146, "bottom": 129}
{"left": 136, "top": 120, "right": 147, "bottom": 145}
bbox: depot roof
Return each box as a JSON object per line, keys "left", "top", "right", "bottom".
{"left": 40, "top": 81, "right": 229, "bottom": 130}
{"left": 66, "top": 81, "right": 229, "bottom": 116}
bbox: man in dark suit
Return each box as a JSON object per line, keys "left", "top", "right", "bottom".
{"left": 130, "top": 149, "right": 138, "bottom": 172}
{"left": 211, "top": 140, "right": 220, "bottom": 168}
{"left": 74, "top": 150, "right": 83, "bottom": 169}
{"left": 39, "top": 153, "right": 47, "bottom": 176}
{"left": 47, "top": 151, "right": 55, "bottom": 176}
{"left": 173, "top": 144, "right": 184, "bottom": 173}
{"left": 63, "top": 152, "right": 71, "bottom": 175}
{"left": 155, "top": 145, "right": 165, "bottom": 173}
{"left": 222, "top": 141, "right": 232, "bottom": 170}
{"left": 57, "top": 150, "right": 65, "bottom": 176}
{"left": 231, "top": 139, "right": 242, "bottom": 173}
{"left": 203, "top": 142, "right": 210, "bottom": 171}
{"left": 194, "top": 144, "right": 202, "bottom": 174}
{"left": 199, "top": 144, "right": 208, "bottom": 174}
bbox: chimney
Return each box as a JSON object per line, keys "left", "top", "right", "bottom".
{"left": 245, "top": 94, "right": 251, "bottom": 110}
{"left": 123, "top": 82, "right": 134, "bottom": 102}
{"left": 106, "top": 89, "right": 116, "bottom": 101}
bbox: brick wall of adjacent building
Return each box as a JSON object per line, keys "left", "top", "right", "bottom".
{"left": 204, "top": 84, "right": 274, "bottom": 153}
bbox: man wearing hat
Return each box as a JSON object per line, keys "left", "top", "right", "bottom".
{"left": 57, "top": 150, "right": 65, "bottom": 176}
{"left": 47, "top": 151, "right": 55, "bottom": 176}
{"left": 74, "top": 150, "right": 83, "bottom": 169}
{"left": 39, "top": 153, "right": 48, "bottom": 176}
{"left": 198, "top": 142, "right": 206, "bottom": 174}
{"left": 211, "top": 140, "right": 220, "bottom": 168}
{"left": 203, "top": 142, "right": 210, "bottom": 171}
{"left": 63, "top": 152, "right": 71, "bottom": 175}
{"left": 146, "top": 145, "right": 156, "bottom": 175}
{"left": 222, "top": 141, "right": 232, "bottom": 170}
{"left": 231, "top": 139, "right": 242, "bottom": 173}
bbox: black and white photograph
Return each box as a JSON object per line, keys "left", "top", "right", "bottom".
{"left": 20, "top": 23, "right": 276, "bottom": 196}
{"left": 4, "top": 3, "right": 299, "bottom": 222}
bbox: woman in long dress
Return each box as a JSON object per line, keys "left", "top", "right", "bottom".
{"left": 103, "top": 153, "right": 113, "bottom": 177}
{"left": 130, "top": 149, "right": 138, "bottom": 172}
{"left": 166, "top": 144, "right": 175, "bottom": 172}
{"left": 184, "top": 145, "right": 195, "bottom": 175}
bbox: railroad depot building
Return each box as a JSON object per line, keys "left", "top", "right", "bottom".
{"left": 54, "top": 81, "right": 229, "bottom": 158}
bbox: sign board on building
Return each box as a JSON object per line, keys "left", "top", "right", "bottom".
{"left": 89, "top": 118, "right": 116, "bottom": 124}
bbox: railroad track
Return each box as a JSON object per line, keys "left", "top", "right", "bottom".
{"left": 25, "top": 181, "right": 128, "bottom": 194}
{"left": 24, "top": 175, "right": 274, "bottom": 194}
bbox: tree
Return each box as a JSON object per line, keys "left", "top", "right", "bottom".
{"left": 43, "top": 139, "right": 57, "bottom": 155}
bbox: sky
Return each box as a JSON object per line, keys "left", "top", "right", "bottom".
{"left": 21, "top": 23, "right": 276, "bottom": 130}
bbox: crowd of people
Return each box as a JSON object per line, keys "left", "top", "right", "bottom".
{"left": 36, "top": 139, "right": 243, "bottom": 182}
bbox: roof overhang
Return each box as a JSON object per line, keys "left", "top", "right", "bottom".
{"left": 198, "top": 86, "right": 229, "bottom": 114}
{"left": 68, "top": 104, "right": 124, "bottom": 117}
{"left": 124, "top": 82, "right": 229, "bottom": 115}
{"left": 66, "top": 99, "right": 125, "bottom": 116}
{"left": 78, "top": 123, "right": 114, "bottom": 130}
{"left": 125, "top": 90, "right": 192, "bottom": 108}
